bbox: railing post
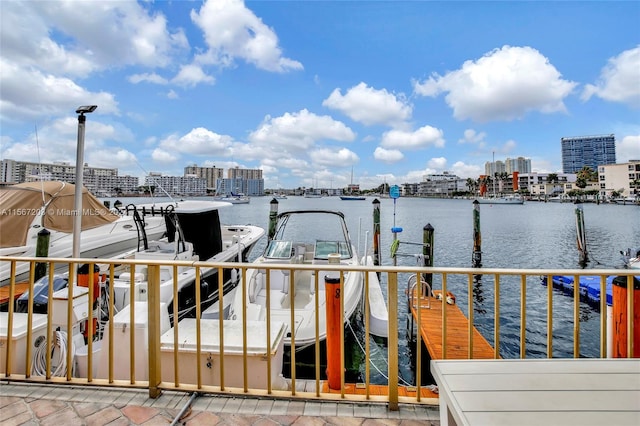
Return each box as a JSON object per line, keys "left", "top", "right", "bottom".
{"left": 387, "top": 271, "right": 399, "bottom": 411}
{"left": 147, "top": 264, "right": 162, "bottom": 398}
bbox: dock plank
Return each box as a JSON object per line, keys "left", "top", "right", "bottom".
{"left": 410, "top": 290, "right": 497, "bottom": 360}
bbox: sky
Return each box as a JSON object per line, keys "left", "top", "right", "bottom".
{"left": 1, "top": 1, "right": 639, "bottom": 191}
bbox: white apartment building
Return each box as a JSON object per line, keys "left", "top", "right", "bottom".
{"left": 0, "top": 158, "right": 139, "bottom": 196}
{"left": 598, "top": 160, "right": 640, "bottom": 198}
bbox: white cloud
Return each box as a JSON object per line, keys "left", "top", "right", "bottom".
{"left": 322, "top": 82, "right": 412, "bottom": 126}
{"left": 1, "top": 1, "right": 188, "bottom": 76}
{"left": 458, "top": 129, "right": 487, "bottom": 145}
{"left": 172, "top": 64, "right": 216, "bottom": 87}
{"left": 151, "top": 148, "right": 180, "bottom": 163}
{"left": 380, "top": 125, "right": 445, "bottom": 150}
{"left": 413, "top": 45, "right": 577, "bottom": 122}
{"left": 582, "top": 46, "right": 640, "bottom": 108}
{"left": 451, "top": 161, "right": 483, "bottom": 179}
{"left": 616, "top": 135, "right": 640, "bottom": 163}
{"left": 159, "top": 128, "right": 234, "bottom": 156}
{"left": 249, "top": 109, "right": 356, "bottom": 151}
{"left": 374, "top": 147, "right": 404, "bottom": 163}
{"left": 310, "top": 148, "right": 359, "bottom": 167}
{"left": 128, "top": 73, "right": 169, "bottom": 85}
{"left": 0, "top": 59, "right": 118, "bottom": 123}
{"left": 427, "top": 157, "right": 447, "bottom": 170}
{"left": 190, "top": 0, "right": 303, "bottom": 72}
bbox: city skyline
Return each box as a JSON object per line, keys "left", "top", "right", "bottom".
{"left": 1, "top": 1, "right": 639, "bottom": 190}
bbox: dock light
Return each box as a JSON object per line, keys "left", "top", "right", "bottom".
{"left": 72, "top": 105, "right": 98, "bottom": 260}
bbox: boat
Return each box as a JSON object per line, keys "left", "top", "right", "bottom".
{"left": 475, "top": 194, "right": 524, "bottom": 205}
{"left": 304, "top": 191, "right": 322, "bottom": 198}
{"left": 214, "top": 193, "right": 250, "bottom": 204}
{"left": 362, "top": 255, "right": 388, "bottom": 338}
{"left": 228, "top": 209, "right": 364, "bottom": 348}
{"left": 0, "top": 181, "right": 166, "bottom": 286}
{"left": 340, "top": 195, "right": 366, "bottom": 201}
{"left": 274, "top": 193, "right": 288, "bottom": 199}
{"left": 109, "top": 199, "right": 265, "bottom": 323}
{"left": 621, "top": 247, "right": 640, "bottom": 269}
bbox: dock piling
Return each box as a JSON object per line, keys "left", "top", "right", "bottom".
{"left": 472, "top": 200, "right": 482, "bottom": 268}
{"left": 574, "top": 200, "right": 589, "bottom": 266}
{"left": 268, "top": 198, "right": 278, "bottom": 241}
{"left": 422, "top": 224, "right": 434, "bottom": 287}
{"left": 372, "top": 199, "right": 380, "bottom": 266}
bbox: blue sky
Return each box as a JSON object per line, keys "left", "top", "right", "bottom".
{"left": 1, "top": 1, "right": 639, "bottom": 190}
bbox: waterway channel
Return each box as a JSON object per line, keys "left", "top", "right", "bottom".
{"left": 105, "top": 195, "right": 640, "bottom": 386}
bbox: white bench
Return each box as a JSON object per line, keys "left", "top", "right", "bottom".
{"left": 431, "top": 358, "right": 640, "bottom": 426}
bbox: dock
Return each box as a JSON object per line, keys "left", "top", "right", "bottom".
{"left": 409, "top": 290, "right": 497, "bottom": 359}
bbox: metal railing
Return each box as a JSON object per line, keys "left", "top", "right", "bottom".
{"left": 1, "top": 255, "right": 637, "bottom": 410}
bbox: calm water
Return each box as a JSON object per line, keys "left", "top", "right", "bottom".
{"left": 107, "top": 195, "right": 640, "bottom": 385}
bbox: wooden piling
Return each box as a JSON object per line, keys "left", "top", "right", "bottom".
{"left": 422, "top": 224, "right": 434, "bottom": 286}
{"left": 268, "top": 198, "right": 278, "bottom": 241}
{"left": 574, "top": 200, "right": 589, "bottom": 265}
{"left": 372, "top": 198, "right": 381, "bottom": 266}
{"left": 472, "top": 200, "right": 482, "bottom": 267}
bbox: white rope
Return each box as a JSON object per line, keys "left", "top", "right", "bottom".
{"left": 31, "top": 330, "right": 75, "bottom": 377}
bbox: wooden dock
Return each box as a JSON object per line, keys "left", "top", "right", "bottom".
{"left": 291, "top": 379, "right": 439, "bottom": 399}
{"left": 409, "top": 290, "right": 498, "bottom": 360}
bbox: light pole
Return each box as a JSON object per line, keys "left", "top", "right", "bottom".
{"left": 72, "top": 105, "right": 97, "bottom": 260}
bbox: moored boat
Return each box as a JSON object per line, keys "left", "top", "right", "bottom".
{"left": 228, "top": 209, "right": 364, "bottom": 348}
{"left": 110, "top": 199, "right": 264, "bottom": 323}
{"left": 0, "top": 181, "right": 166, "bottom": 286}
{"left": 475, "top": 194, "right": 524, "bottom": 205}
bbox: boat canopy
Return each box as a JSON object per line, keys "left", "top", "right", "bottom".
{"left": 0, "top": 181, "right": 119, "bottom": 248}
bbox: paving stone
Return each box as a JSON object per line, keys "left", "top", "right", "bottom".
{"left": 84, "top": 406, "right": 122, "bottom": 426}
{"left": 74, "top": 401, "right": 111, "bottom": 418}
{"left": 325, "top": 416, "right": 364, "bottom": 426}
{"left": 122, "top": 405, "right": 160, "bottom": 424}
{"left": 0, "top": 395, "right": 21, "bottom": 409}
{"left": 254, "top": 398, "right": 274, "bottom": 415}
{"left": 38, "top": 405, "right": 83, "bottom": 426}
{"left": 0, "top": 399, "right": 28, "bottom": 421}
{"left": 291, "top": 416, "right": 325, "bottom": 425}
{"left": 30, "top": 399, "right": 68, "bottom": 418}
{"left": 286, "top": 400, "right": 305, "bottom": 416}
{"left": 183, "top": 411, "right": 221, "bottom": 425}
{"left": 269, "top": 399, "right": 289, "bottom": 415}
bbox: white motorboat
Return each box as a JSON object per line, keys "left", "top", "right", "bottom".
{"left": 621, "top": 247, "right": 640, "bottom": 270}
{"left": 228, "top": 210, "right": 364, "bottom": 348}
{"left": 475, "top": 194, "right": 524, "bottom": 205}
{"left": 110, "top": 199, "right": 265, "bottom": 323}
{"left": 214, "top": 194, "right": 250, "bottom": 204}
{"left": 0, "top": 181, "right": 166, "bottom": 286}
{"left": 362, "top": 255, "right": 388, "bottom": 338}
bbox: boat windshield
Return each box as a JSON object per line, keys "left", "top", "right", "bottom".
{"left": 314, "top": 240, "right": 350, "bottom": 260}
{"left": 264, "top": 240, "right": 293, "bottom": 259}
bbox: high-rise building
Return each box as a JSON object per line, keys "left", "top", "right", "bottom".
{"left": 505, "top": 157, "right": 532, "bottom": 174}
{"left": 184, "top": 164, "right": 224, "bottom": 191}
{"left": 0, "top": 158, "right": 138, "bottom": 196}
{"left": 561, "top": 134, "right": 616, "bottom": 173}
